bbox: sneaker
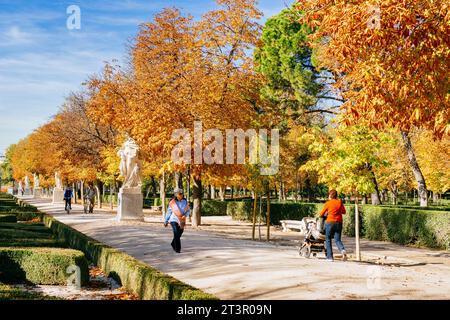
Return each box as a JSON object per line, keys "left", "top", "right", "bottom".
{"left": 341, "top": 250, "right": 347, "bottom": 261}
{"left": 326, "top": 258, "right": 334, "bottom": 262}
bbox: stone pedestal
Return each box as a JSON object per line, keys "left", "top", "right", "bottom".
{"left": 52, "top": 187, "right": 64, "bottom": 204}
{"left": 23, "top": 188, "right": 32, "bottom": 196}
{"left": 116, "top": 188, "right": 143, "bottom": 221}
{"left": 33, "top": 187, "right": 43, "bottom": 198}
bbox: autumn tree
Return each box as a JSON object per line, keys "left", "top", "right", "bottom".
{"left": 297, "top": 0, "right": 450, "bottom": 206}
{"left": 302, "top": 120, "right": 393, "bottom": 203}
{"left": 87, "top": 0, "right": 273, "bottom": 226}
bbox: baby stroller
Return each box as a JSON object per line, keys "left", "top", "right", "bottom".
{"left": 298, "top": 216, "right": 327, "bottom": 258}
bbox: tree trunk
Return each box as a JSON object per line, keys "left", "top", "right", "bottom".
{"left": 266, "top": 187, "right": 271, "bottom": 242}
{"left": 401, "top": 131, "right": 428, "bottom": 207}
{"left": 432, "top": 192, "right": 439, "bottom": 204}
{"left": 211, "top": 185, "right": 216, "bottom": 199}
{"left": 102, "top": 183, "right": 106, "bottom": 206}
{"left": 370, "top": 171, "right": 382, "bottom": 205}
{"left": 160, "top": 172, "right": 166, "bottom": 216}
{"left": 252, "top": 191, "right": 257, "bottom": 241}
{"left": 80, "top": 181, "right": 84, "bottom": 206}
{"left": 95, "top": 183, "right": 101, "bottom": 209}
{"left": 355, "top": 200, "right": 361, "bottom": 261}
{"left": 192, "top": 174, "right": 202, "bottom": 227}
{"left": 109, "top": 181, "right": 114, "bottom": 210}
{"left": 278, "top": 176, "right": 283, "bottom": 202}
{"left": 145, "top": 185, "right": 151, "bottom": 198}
{"left": 72, "top": 182, "right": 77, "bottom": 204}
{"left": 206, "top": 185, "right": 211, "bottom": 199}
{"left": 219, "top": 186, "right": 225, "bottom": 201}
{"left": 174, "top": 171, "right": 183, "bottom": 189}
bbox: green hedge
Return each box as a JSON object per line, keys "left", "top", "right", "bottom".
{"left": 0, "top": 283, "right": 60, "bottom": 300}
{"left": 379, "top": 205, "right": 450, "bottom": 212}
{"left": 0, "top": 214, "right": 17, "bottom": 223}
{"left": 41, "top": 214, "right": 218, "bottom": 300}
{"left": 0, "top": 238, "right": 67, "bottom": 248}
{"left": 0, "top": 247, "right": 89, "bottom": 285}
{"left": 360, "top": 206, "right": 450, "bottom": 250}
{"left": 201, "top": 200, "right": 228, "bottom": 216}
{"left": 226, "top": 200, "right": 324, "bottom": 224}
{"left": 13, "top": 211, "right": 44, "bottom": 221}
{"left": 226, "top": 200, "right": 254, "bottom": 221}
{"left": 0, "top": 222, "right": 53, "bottom": 233}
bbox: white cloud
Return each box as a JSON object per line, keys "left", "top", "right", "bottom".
{"left": 1, "top": 26, "right": 34, "bottom": 45}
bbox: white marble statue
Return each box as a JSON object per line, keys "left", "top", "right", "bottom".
{"left": 18, "top": 181, "right": 23, "bottom": 192}
{"left": 24, "top": 175, "right": 30, "bottom": 189}
{"left": 55, "top": 172, "right": 62, "bottom": 189}
{"left": 33, "top": 173, "right": 40, "bottom": 188}
{"left": 118, "top": 137, "right": 142, "bottom": 189}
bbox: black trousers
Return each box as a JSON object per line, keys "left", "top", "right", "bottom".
{"left": 170, "top": 222, "right": 184, "bottom": 253}
{"left": 64, "top": 198, "right": 72, "bottom": 210}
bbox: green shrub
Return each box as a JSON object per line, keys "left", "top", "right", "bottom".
{"left": 360, "top": 206, "right": 450, "bottom": 250}
{"left": 0, "top": 238, "right": 67, "bottom": 248}
{"left": 0, "top": 222, "right": 52, "bottom": 233}
{"left": 0, "top": 283, "right": 60, "bottom": 300}
{"left": 379, "top": 205, "right": 450, "bottom": 212}
{"left": 0, "top": 215, "right": 17, "bottom": 223}
{"left": 0, "top": 247, "right": 89, "bottom": 285}
{"left": 267, "top": 203, "right": 323, "bottom": 225}
{"left": 14, "top": 211, "right": 44, "bottom": 221}
{"left": 226, "top": 200, "right": 253, "bottom": 221}
{"left": 201, "top": 200, "right": 228, "bottom": 216}
{"left": 144, "top": 197, "right": 164, "bottom": 208}
{"left": 0, "top": 228, "right": 54, "bottom": 240}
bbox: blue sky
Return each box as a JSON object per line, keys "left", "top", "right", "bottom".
{"left": 0, "top": 0, "right": 293, "bottom": 155}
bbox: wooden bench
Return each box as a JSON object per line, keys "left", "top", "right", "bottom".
{"left": 150, "top": 205, "right": 163, "bottom": 212}
{"left": 280, "top": 220, "right": 303, "bottom": 232}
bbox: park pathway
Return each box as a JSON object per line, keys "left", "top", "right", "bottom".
{"left": 19, "top": 196, "right": 450, "bottom": 300}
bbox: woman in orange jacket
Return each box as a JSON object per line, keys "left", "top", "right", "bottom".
{"left": 319, "top": 189, "right": 347, "bottom": 262}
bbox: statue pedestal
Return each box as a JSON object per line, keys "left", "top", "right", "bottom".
{"left": 52, "top": 188, "right": 64, "bottom": 204}
{"left": 33, "top": 188, "right": 43, "bottom": 198}
{"left": 117, "top": 188, "right": 143, "bottom": 221}
{"left": 23, "top": 188, "right": 32, "bottom": 196}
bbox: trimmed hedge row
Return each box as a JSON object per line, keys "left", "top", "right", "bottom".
{"left": 41, "top": 214, "right": 218, "bottom": 300}
{"left": 0, "top": 238, "right": 67, "bottom": 248}
{"left": 379, "top": 205, "right": 450, "bottom": 212}
{"left": 0, "top": 247, "right": 89, "bottom": 285}
{"left": 201, "top": 200, "right": 228, "bottom": 216}
{"left": 361, "top": 206, "right": 450, "bottom": 250}
{"left": 226, "top": 201, "right": 326, "bottom": 225}
{"left": 226, "top": 200, "right": 449, "bottom": 250}
{"left": 0, "top": 214, "right": 17, "bottom": 223}
{"left": 0, "top": 283, "right": 60, "bottom": 300}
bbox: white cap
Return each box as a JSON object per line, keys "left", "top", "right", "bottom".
{"left": 174, "top": 187, "right": 184, "bottom": 194}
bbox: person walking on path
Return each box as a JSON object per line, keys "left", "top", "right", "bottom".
{"left": 63, "top": 186, "right": 74, "bottom": 212}
{"left": 320, "top": 189, "right": 347, "bottom": 262}
{"left": 164, "top": 188, "right": 190, "bottom": 253}
{"left": 84, "top": 184, "right": 96, "bottom": 213}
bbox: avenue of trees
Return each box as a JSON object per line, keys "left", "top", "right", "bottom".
{"left": 3, "top": 0, "right": 449, "bottom": 226}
